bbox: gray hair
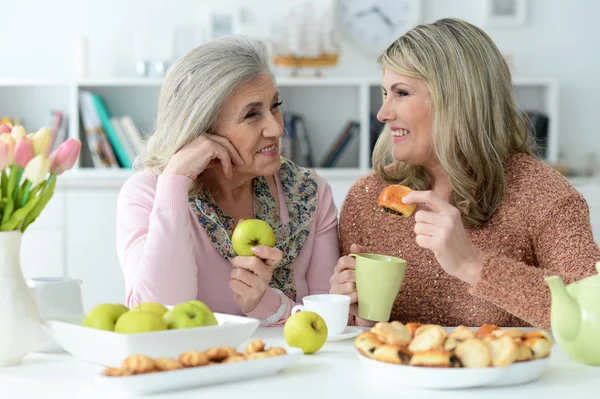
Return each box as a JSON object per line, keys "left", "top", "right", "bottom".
{"left": 137, "top": 35, "right": 273, "bottom": 174}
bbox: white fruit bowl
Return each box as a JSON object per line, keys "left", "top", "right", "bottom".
{"left": 41, "top": 313, "right": 260, "bottom": 368}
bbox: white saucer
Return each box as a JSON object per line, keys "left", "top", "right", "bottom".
{"left": 326, "top": 326, "right": 363, "bottom": 342}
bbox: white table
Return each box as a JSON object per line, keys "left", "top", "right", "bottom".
{"left": 0, "top": 327, "right": 598, "bottom": 399}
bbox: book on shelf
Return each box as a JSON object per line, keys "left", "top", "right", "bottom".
{"left": 320, "top": 120, "right": 360, "bottom": 168}
{"left": 281, "top": 112, "right": 315, "bottom": 168}
{"left": 78, "top": 90, "right": 146, "bottom": 169}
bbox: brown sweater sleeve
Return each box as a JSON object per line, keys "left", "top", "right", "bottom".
{"left": 470, "top": 192, "right": 600, "bottom": 330}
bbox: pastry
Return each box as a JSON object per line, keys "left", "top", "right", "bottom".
{"left": 245, "top": 339, "right": 266, "bottom": 355}
{"left": 515, "top": 341, "right": 534, "bottom": 362}
{"left": 486, "top": 335, "right": 518, "bottom": 367}
{"left": 179, "top": 350, "right": 209, "bottom": 367}
{"left": 524, "top": 332, "right": 553, "bottom": 359}
{"left": 223, "top": 355, "right": 248, "bottom": 363}
{"left": 247, "top": 351, "right": 271, "bottom": 360}
{"left": 355, "top": 332, "right": 384, "bottom": 359}
{"left": 449, "top": 325, "right": 476, "bottom": 341}
{"left": 371, "top": 321, "right": 412, "bottom": 347}
{"left": 121, "top": 354, "right": 155, "bottom": 374}
{"left": 154, "top": 357, "right": 184, "bottom": 371}
{"left": 405, "top": 322, "right": 422, "bottom": 337}
{"left": 455, "top": 338, "right": 491, "bottom": 368}
{"left": 490, "top": 328, "right": 526, "bottom": 339}
{"left": 409, "top": 350, "right": 453, "bottom": 367}
{"left": 475, "top": 324, "right": 501, "bottom": 339}
{"left": 409, "top": 325, "right": 447, "bottom": 352}
{"left": 377, "top": 184, "right": 417, "bottom": 217}
{"left": 373, "top": 344, "right": 412, "bottom": 365}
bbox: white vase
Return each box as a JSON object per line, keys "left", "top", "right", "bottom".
{"left": 0, "top": 231, "right": 41, "bottom": 367}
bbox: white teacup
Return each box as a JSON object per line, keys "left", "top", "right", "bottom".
{"left": 291, "top": 294, "right": 350, "bottom": 338}
{"left": 27, "top": 277, "right": 85, "bottom": 353}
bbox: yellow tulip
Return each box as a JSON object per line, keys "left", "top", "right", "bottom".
{"left": 11, "top": 125, "right": 27, "bottom": 141}
{"left": 24, "top": 154, "right": 51, "bottom": 185}
{"left": 0, "top": 134, "right": 15, "bottom": 164}
{"left": 32, "top": 127, "right": 52, "bottom": 155}
{"left": 32, "top": 127, "right": 52, "bottom": 156}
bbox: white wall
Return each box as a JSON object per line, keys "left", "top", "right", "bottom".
{"left": 1, "top": 0, "right": 599, "bottom": 169}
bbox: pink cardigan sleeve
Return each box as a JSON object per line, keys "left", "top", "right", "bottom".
{"left": 116, "top": 173, "right": 199, "bottom": 307}
{"left": 246, "top": 176, "right": 340, "bottom": 325}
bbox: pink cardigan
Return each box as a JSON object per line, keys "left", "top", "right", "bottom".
{"left": 116, "top": 171, "right": 340, "bottom": 325}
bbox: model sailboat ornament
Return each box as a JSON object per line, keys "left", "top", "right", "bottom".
{"left": 271, "top": 2, "right": 340, "bottom": 76}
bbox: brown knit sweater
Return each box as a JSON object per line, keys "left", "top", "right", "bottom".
{"left": 339, "top": 154, "right": 600, "bottom": 330}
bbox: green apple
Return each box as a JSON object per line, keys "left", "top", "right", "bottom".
{"left": 82, "top": 303, "right": 129, "bottom": 331}
{"left": 114, "top": 311, "right": 168, "bottom": 334}
{"left": 187, "top": 300, "right": 219, "bottom": 326}
{"left": 131, "top": 302, "right": 169, "bottom": 317}
{"left": 284, "top": 311, "right": 328, "bottom": 354}
{"left": 231, "top": 219, "right": 275, "bottom": 256}
{"left": 164, "top": 302, "right": 218, "bottom": 329}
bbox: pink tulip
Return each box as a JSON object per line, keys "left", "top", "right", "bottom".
{"left": 0, "top": 141, "right": 9, "bottom": 170}
{"left": 49, "top": 138, "right": 81, "bottom": 174}
{"left": 14, "top": 137, "right": 35, "bottom": 168}
{"left": 0, "top": 124, "right": 12, "bottom": 134}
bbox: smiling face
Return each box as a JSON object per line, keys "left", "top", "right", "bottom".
{"left": 377, "top": 69, "right": 436, "bottom": 168}
{"left": 211, "top": 73, "right": 284, "bottom": 178}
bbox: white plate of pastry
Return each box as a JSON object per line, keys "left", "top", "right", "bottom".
{"left": 354, "top": 322, "right": 553, "bottom": 389}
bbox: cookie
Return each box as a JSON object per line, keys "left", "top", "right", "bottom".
{"left": 223, "top": 355, "right": 248, "bottom": 364}
{"left": 245, "top": 339, "right": 266, "bottom": 355}
{"left": 104, "top": 367, "right": 134, "bottom": 377}
{"left": 266, "top": 347, "right": 287, "bottom": 356}
{"left": 405, "top": 322, "right": 422, "bottom": 337}
{"left": 486, "top": 335, "right": 518, "bottom": 367}
{"left": 179, "top": 350, "right": 209, "bottom": 367}
{"left": 409, "top": 350, "right": 453, "bottom": 367}
{"left": 409, "top": 325, "right": 447, "bottom": 353}
{"left": 121, "top": 354, "right": 155, "bottom": 374}
{"left": 205, "top": 347, "right": 232, "bottom": 362}
{"left": 154, "top": 357, "right": 184, "bottom": 371}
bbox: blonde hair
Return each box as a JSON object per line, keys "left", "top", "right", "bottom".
{"left": 373, "top": 18, "right": 536, "bottom": 227}
{"left": 137, "top": 35, "right": 272, "bottom": 178}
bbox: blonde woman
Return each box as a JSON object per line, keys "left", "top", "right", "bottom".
{"left": 330, "top": 18, "right": 599, "bottom": 330}
{"left": 116, "top": 36, "right": 339, "bottom": 325}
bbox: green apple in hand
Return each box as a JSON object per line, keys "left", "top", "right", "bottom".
{"left": 284, "top": 311, "right": 328, "bottom": 354}
{"left": 231, "top": 219, "right": 275, "bottom": 256}
{"left": 164, "top": 302, "right": 219, "bottom": 329}
{"left": 82, "top": 303, "right": 129, "bottom": 331}
{"left": 131, "top": 302, "right": 169, "bottom": 317}
{"left": 114, "top": 311, "right": 168, "bottom": 334}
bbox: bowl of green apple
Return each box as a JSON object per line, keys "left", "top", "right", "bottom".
{"left": 41, "top": 300, "right": 260, "bottom": 368}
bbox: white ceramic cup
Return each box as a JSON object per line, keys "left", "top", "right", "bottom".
{"left": 291, "top": 294, "right": 351, "bottom": 338}
{"left": 27, "top": 277, "right": 85, "bottom": 353}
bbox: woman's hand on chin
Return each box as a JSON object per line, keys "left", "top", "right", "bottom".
{"left": 163, "top": 134, "right": 244, "bottom": 181}
{"left": 229, "top": 246, "right": 283, "bottom": 313}
{"left": 402, "top": 190, "right": 484, "bottom": 285}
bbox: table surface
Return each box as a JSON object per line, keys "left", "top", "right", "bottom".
{"left": 0, "top": 326, "right": 598, "bottom": 399}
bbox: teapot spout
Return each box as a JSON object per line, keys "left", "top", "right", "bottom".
{"left": 545, "top": 276, "right": 580, "bottom": 341}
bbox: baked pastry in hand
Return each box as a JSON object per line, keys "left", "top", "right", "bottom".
{"left": 409, "top": 350, "right": 454, "bottom": 367}
{"left": 377, "top": 184, "right": 417, "bottom": 217}
{"left": 455, "top": 338, "right": 491, "bottom": 368}
{"left": 373, "top": 344, "right": 412, "bottom": 365}
{"left": 371, "top": 321, "right": 412, "bottom": 347}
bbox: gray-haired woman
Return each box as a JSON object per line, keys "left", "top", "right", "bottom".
{"left": 116, "top": 36, "right": 340, "bottom": 325}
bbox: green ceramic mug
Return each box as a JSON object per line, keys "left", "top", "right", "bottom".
{"left": 350, "top": 253, "right": 407, "bottom": 321}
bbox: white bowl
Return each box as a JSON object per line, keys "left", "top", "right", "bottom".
{"left": 42, "top": 313, "right": 260, "bottom": 368}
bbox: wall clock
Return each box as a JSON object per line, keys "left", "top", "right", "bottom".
{"left": 334, "top": 0, "right": 422, "bottom": 56}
